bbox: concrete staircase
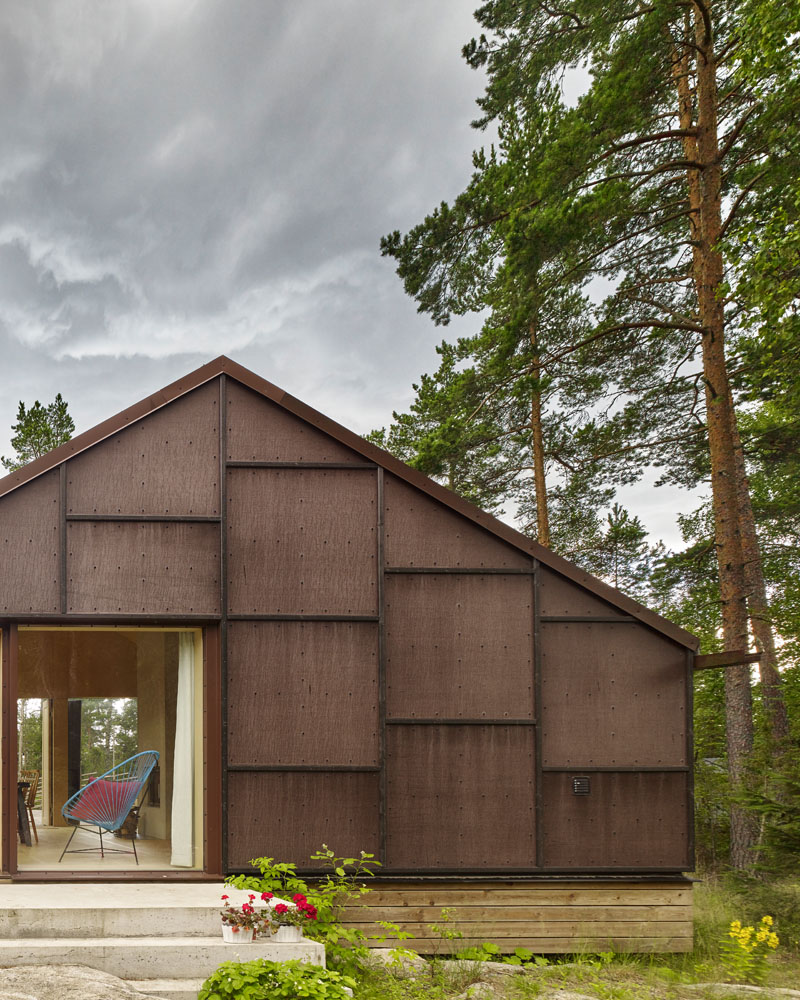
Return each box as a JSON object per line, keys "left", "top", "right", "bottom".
{"left": 0, "top": 883, "right": 326, "bottom": 1000}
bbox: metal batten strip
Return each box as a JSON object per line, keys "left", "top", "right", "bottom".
{"left": 226, "top": 461, "right": 377, "bottom": 470}
{"left": 385, "top": 718, "right": 535, "bottom": 726}
{"left": 227, "top": 614, "right": 379, "bottom": 622}
{"left": 219, "top": 373, "right": 229, "bottom": 874}
{"left": 685, "top": 647, "right": 696, "bottom": 869}
{"left": 533, "top": 559, "right": 543, "bottom": 870}
{"left": 541, "top": 765, "right": 690, "bottom": 773}
{"left": 384, "top": 567, "right": 534, "bottom": 575}
{"left": 540, "top": 615, "right": 638, "bottom": 623}
{"left": 227, "top": 764, "right": 380, "bottom": 773}
{"left": 376, "top": 467, "right": 387, "bottom": 866}
{"left": 65, "top": 514, "right": 221, "bottom": 523}
{"left": 59, "top": 465, "right": 68, "bottom": 613}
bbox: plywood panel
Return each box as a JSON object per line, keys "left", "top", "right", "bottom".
{"left": 66, "top": 382, "right": 220, "bottom": 516}
{"left": 385, "top": 575, "right": 533, "bottom": 719}
{"left": 386, "top": 725, "right": 535, "bottom": 868}
{"left": 384, "top": 475, "right": 531, "bottom": 569}
{"left": 537, "top": 566, "right": 629, "bottom": 618}
{"left": 540, "top": 623, "right": 687, "bottom": 766}
{"left": 0, "top": 471, "right": 60, "bottom": 613}
{"left": 227, "top": 771, "right": 380, "bottom": 868}
{"left": 227, "top": 468, "right": 377, "bottom": 615}
{"left": 227, "top": 380, "right": 365, "bottom": 463}
{"left": 227, "top": 621, "right": 379, "bottom": 765}
{"left": 66, "top": 521, "right": 219, "bottom": 613}
{"left": 18, "top": 629, "right": 137, "bottom": 698}
{"left": 541, "top": 771, "right": 690, "bottom": 868}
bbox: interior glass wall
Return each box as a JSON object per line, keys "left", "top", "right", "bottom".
{"left": 16, "top": 627, "right": 204, "bottom": 872}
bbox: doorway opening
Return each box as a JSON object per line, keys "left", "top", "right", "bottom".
{"left": 16, "top": 627, "right": 204, "bottom": 872}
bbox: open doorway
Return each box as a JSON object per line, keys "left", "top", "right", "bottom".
{"left": 16, "top": 628, "right": 204, "bottom": 872}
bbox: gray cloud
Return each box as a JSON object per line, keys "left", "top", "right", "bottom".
{"left": 0, "top": 0, "right": 487, "bottom": 450}
{"left": 0, "top": 1, "right": 695, "bottom": 547}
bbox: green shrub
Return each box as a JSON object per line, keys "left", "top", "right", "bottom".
{"left": 226, "top": 845, "right": 388, "bottom": 969}
{"left": 198, "top": 958, "right": 356, "bottom": 1000}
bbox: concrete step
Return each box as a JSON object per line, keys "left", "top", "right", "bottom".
{"left": 0, "top": 882, "right": 255, "bottom": 938}
{"left": 126, "top": 979, "right": 204, "bottom": 1000}
{"left": 0, "top": 936, "right": 326, "bottom": 980}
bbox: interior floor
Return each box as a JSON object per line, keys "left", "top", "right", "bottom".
{"left": 18, "top": 811, "right": 174, "bottom": 871}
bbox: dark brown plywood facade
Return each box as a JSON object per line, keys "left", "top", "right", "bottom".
{"left": 0, "top": 358, "right": 696, "bottom": 883}
{"left": 540, "top": 623, "right": 687, "bottom": 767}
{"left": 66, "top": 521, "right": 220, "bottom": 614}
{"left": 384, "top": 474, "right": 530, "bottom": 569}
{"left": 227, "top": 771, "right": 381, "bottom": 869}
{"left": 0, "top": 470, "right": 60, "bottom": 613}
{"left": 541, "top": 772, "right": 690, "bottom": 868}
{"left": 227, "top": 620, "right": 379, "bottom": 766}
{"left": 65, "top": 382, "right": 220, "bottom": 516}
{"left": 538, "top": 566, "right": 630, "bottom": 618}
{"left": 226, "top": 467, "right": 377, "bottom": 616}
{"left": 226, "top": 380, "right": 365, "bottom": 464}
{"left": 386, "top": 725, "right": 536, "bottom": 869}
{"left": 385, "top": 574, "right": 534, "bottom": 720}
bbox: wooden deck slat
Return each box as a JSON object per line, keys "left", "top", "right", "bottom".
{"left": 350, "top": 887, "right": 692, "bottom": 907}
{"left": 337, "top": 881, "right": 693, "bottom": 954}
{"left": 346, "top": 920, "right": 693, "bottom": 938}
{"left": 342, "top": 905, "right": 692, "bottom": 923}
{"left": 368, "top": 936, "right": 694, "bottom": 953}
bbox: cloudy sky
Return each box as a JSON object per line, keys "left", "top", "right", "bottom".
{"left": 0, "top": 0, "right": 693, "bottom": 545}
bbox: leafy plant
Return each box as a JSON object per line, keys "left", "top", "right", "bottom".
{"left": 226, "top": 845, "right": 381, "bottom": 968}
{"left": 720, "top": 916, "right": 779, "bottom": 985}
{"left": 198, "top": 958, "right": 356, "bottom": 1000}
{"left": 455, "top": 941, "right": 549, "bottom": 968}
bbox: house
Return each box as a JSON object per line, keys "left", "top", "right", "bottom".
{"left": 0, "top": 356, "right": 696, "bottom": 950}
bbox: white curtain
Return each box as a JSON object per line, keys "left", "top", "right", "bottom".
{"left": 170, "top": 633, "right": 195, "bottom": 867}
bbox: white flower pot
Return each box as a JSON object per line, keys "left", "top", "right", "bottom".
{"left": 273, "top": 924, "right": 303, "bottom": 943}
{"left": 222, "top": 923, "right": 254, "bottom": 943}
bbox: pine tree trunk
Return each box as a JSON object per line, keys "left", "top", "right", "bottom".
{"left": 530, "top": 322, "right": 551, "bottom": 547}
{"left": 731, "top": 421, "right": 791, "bottom": 752}
{"left": 692, "top": 2, "right": 757, "bottom": 870}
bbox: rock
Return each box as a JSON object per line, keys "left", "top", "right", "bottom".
{"left": 0, "top": 966, "right": 162, "bottom": 1000}
{"left": 366, "top": 947, "right": 429, "bottom": 978}
{"left": 453, "top": 984, "right": 496, "bottom": 1000}
{"left": 439, "top": 959, "right": 528, "bottom": 979}
{"left": 686, "top": 985, "right": 800, "bottom": 998}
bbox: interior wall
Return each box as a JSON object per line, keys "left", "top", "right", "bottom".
{"left": 136, "top": 632, "right": 178, "bottom": 840}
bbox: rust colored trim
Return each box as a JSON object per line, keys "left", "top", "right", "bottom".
{"left": 694, "top": 650, "right": 761, "bottom": 670}
{"left": 0, "top": 356, "right": 698, "bottom": 650}
{"left": 204, "top": 623, "right": 223, "bottom": 877}
{"left": 2, "top": 625, "right": 18, "bottom": 874}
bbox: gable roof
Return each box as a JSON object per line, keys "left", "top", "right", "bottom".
{"left": 0, "top": 355, "right": 698, "bottom": 649}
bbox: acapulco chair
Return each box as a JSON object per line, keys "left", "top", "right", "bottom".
{"left": 58, "top": 750, "right": 159, "bottom": 865}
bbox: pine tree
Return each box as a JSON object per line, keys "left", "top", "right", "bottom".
{"left": 1, "top": 394, "right": 75, "bottom": 472}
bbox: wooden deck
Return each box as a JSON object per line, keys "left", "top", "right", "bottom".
{"left": 341, "top": 881, "right": 694, "bottom": 954}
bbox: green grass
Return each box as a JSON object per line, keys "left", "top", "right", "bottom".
{"left": 347, "top": 879, "right": 800, "bottom": 1000}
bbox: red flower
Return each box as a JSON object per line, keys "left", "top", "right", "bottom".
{"left": 261, "top": 892, "right": 274, "bottom": 901}
{"left": 221, "top": 895, "right": 229, "bottom": 901}
{"left": 292, "top": 893, "right": 307, "bottom": 905}
{"left": 303, "top": 905, "right": 318, "bottom": 920}
{"left": 274, "top": 903, "right": 289, "bottom": 915}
